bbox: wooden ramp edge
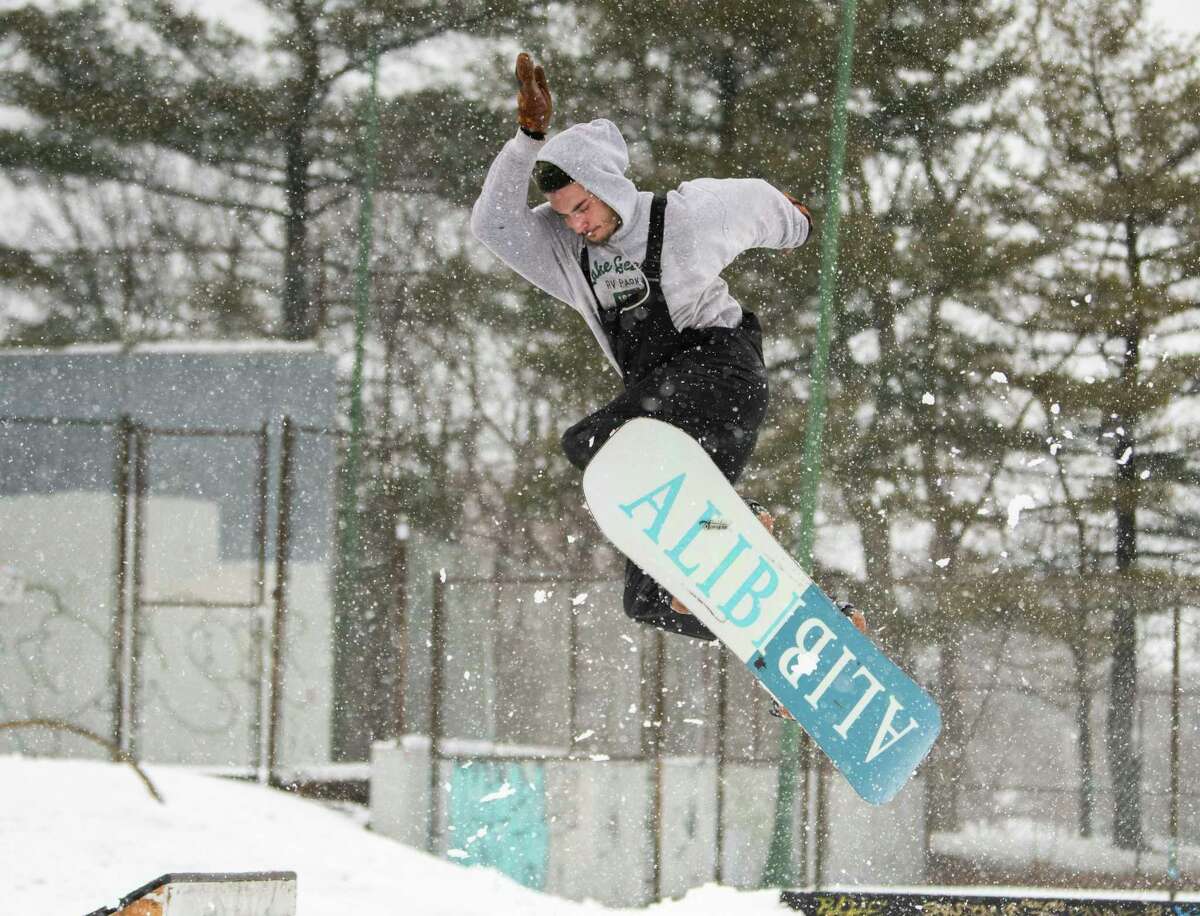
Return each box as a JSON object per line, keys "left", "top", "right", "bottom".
{"left": 86, "top": 871, "right": 297, "bottom": 916}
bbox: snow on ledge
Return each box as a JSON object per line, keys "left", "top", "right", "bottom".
{"left": 2, "top": 339, "right": 322, "bottom": 356}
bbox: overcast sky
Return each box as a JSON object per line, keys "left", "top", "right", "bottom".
{"left": 1147, "top": 0, "right": 1200, "bottom": 36}
{"left": 178, "top": 0, "right": 1200, "bottom": 43}
{"left": 2, "top": 0, "right": 1196, "bottom": 39}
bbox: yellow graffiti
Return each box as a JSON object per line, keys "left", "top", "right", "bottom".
{"left": 796, "top": 894, "right": 1187, "bottom": 916}
{"left": 815, "top": 896, "right": 887, "bottom": 915}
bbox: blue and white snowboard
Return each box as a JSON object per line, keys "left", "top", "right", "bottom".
{"left": 583, "top": 418, "right": 940, "bottom": 805}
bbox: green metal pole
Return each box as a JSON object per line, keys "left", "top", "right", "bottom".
{"left": 342, "top": 47, "right": 380, "bottom": 540}
{"left": 335, "top": 47, "right": 381, "bottom": 745}
{"left": 1168, "top": 601, "right": 1181, "bottom": 896}
{"left": 761, "top": 0, "right": 859, "bottom": 889}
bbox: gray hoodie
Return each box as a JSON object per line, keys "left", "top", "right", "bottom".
{"left": 470, "top": 119, "right": 809, "bottom": 375}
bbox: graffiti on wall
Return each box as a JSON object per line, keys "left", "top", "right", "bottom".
{"left": 447, "top": 760, "right": 549, "bottom": 891}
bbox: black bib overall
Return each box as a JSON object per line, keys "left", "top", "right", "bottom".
{"left": 561, "top": 194, "right": 770, "bottom": 640}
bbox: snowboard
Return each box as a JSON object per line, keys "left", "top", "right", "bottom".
{"left": 582, "top": 418, "right": 940, "bottom": 805}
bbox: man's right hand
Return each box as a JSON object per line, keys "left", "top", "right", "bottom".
{"left": 515, "top": 52, "right": 552, "bottom": 135}
{"left": 782, "top": 191, "right": 812, "bottom": 229}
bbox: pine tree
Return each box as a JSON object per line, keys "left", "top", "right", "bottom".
{"left": 764, "top": 0, "right": 1033, "bottom": 834}
{"left": 0, "top": 0, "right": 532, "bottom": 341}
{"left": 1005, "top": 0, "right": 1200, "bottom": 849}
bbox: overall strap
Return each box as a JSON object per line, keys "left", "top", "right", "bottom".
{"left": 578, "top": 245, "right": 604, "bottom": 311}
{"left": 641, "top": 194, "right": 668, "bottom": 282}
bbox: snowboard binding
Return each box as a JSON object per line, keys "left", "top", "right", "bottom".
{"left": 671, "top": 497, "right": 774, "bottom": 615}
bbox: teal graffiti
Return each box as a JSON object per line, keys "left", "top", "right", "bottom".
{"left": 447, "top": 761, "right": 548, "bottom": 890}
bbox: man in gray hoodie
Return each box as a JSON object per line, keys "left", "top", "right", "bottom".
{"left": 471, "top": 52, "right": 813, "bottom": 642}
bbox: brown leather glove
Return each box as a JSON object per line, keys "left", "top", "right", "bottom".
{"left": 515, "top": 52, "right": 552, "bottom": 135}
{"left": 841, "top": 602, "right": 869, "bottom": 635}
{"left": 782, "top": 191, "right": 813, "bottom": 230}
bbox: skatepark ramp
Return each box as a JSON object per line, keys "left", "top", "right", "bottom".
{"left": 781, "top": 888, "right": 1200, "bottom": 914}
{"left": 85, "top": 871, "right": 296, "bottom": 915}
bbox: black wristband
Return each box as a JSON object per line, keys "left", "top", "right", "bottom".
{"left": 520, "top": 125, "right": 546, "bottom": 141}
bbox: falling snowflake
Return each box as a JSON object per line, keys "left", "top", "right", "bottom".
{"left": 479, "top": 784, "right": 516, "bottom": 804}
{"left": 1007, "top": 494, "right": 1037, "bottom": 529}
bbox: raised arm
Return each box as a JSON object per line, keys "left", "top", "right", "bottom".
{"left": 470, "top": 53, "right": 577, "bottom": 304}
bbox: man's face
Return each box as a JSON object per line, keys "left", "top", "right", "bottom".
{"left": 545, "top": 182, "right": 621, "bottom": 244}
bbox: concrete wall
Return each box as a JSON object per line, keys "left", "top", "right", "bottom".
{"left": 0, "top": 343, "right": 337, "bottom": 766}
{"left": 370, "top": 741, "right": 926, "bottom": 906}
{"left": 0, "top": 491, "right": 333, "bottom": 767}
{"left": 0, "top": 493, "right": 116, "bottom": 756}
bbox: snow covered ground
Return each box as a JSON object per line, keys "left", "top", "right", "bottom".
{"left": 6, "top": 754, "right": 1197, "bottom": 914}
{"left": 934, "top": 818, "right": 1200, "bottom": 882}
{"left": 0, "top": 755, "right": 788, "bottom": 915}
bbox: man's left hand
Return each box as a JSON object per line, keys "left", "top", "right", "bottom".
{"left": 515, "top": 52, "right": 553, "bottom": 135}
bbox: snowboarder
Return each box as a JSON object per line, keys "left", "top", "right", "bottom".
{"left": 471, "top": 52, "right": 860, "bottom": 659}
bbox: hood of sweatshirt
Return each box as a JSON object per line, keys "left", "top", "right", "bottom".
{"left": 536, "top": 119, "right": 641, "bottom": 245}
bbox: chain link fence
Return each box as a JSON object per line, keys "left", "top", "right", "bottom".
{"left": 0, "top": 413, "right": 337, "bottom": 774}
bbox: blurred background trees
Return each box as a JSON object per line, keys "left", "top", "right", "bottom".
{"left": 2, "top": 0, "right": 1198, "bottom": 850}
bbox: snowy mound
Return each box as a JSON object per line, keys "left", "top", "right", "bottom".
{"left": 0, "top": 755, "right": 774, "bottom": 915}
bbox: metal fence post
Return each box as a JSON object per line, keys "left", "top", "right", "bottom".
{"left": 714, "top": 649, "right": 728, "bottom": 885}
{"left": 266, "top": 416, "right": 295, "bottom": 786}
{"left": 646, "top": 629, "right": 666, "bottom": 901}
{"left": 110, "top": 415, "right": 133, "bottom": 752}
{"left": 428, "top": 571, "right": 447, "bottom": 855}
{"left": 389, "top": 525, "right": 409, "bottom": 737}
{"left": 127, "top": 424, "right": 148, "bottom": 761}
{"left": 567, "top": 587, "right": 580, "bottom": 743}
